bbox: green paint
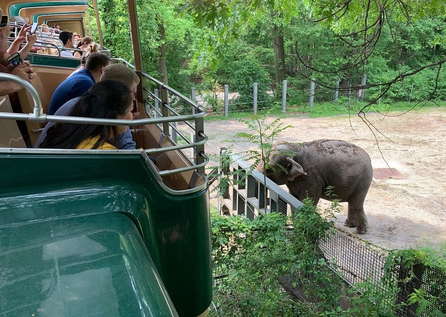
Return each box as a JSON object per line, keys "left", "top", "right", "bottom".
{"left": 28, "top": 53, "right": 81, "bottom": 67}
{"left": 0, "top": 152, "right": 212, "bottom": 316}
{"left": 9, "top": 1, "right": 88, "bottom": 17}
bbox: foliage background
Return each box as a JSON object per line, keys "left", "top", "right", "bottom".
{"left": 85, "top": 1, "right": 446, "bottom": 112}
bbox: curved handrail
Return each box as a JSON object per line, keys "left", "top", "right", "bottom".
{"left": 0, "top": 72, "right": 208, "bottom": 179}
{"left": 0, "top": 73, "right": 42, "bottom": 117}
{"left": 35, "top": 41, "right": 61, "bottom": 56}
{"left": 0, "top": 111, "right": 204, "bottom": 126}
{"left": 159, "top": 153, "right": 209, "bottom": 176}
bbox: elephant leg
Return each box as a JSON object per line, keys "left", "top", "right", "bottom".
{"left": 346, "top": 195, "right": 368, "bottom": 234}
{"left": 344, "top": 214, "right": 356, "bottom": 228}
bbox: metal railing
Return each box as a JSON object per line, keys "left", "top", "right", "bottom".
{"left": 0, "top": 70, "right": 208, "bottom": 177}
{"left": 7, "top": 37, "right": 62, "bottom": 56}
{"left": 112, "top": 58, "right": 206, "bottom": 172}
{"left": 218, "top": 150, "right": 303, "bottom": 219}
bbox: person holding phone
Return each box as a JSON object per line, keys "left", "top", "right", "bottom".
{"left": 0, "top": 10, "right": 36, "bottom": 96}
{"left": 6, "top": 24, "right": 37, "bottom": 60}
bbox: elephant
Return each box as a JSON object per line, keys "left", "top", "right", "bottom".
{"left": 261, "top": 139, "right": 373, "bottom": 234}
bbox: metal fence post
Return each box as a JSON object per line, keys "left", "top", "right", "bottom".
{"left": 224, "top": 84, "right": 229, "bottom": 117}
{"left": 154, "top": 88, "right": 160, "bottom": 118}
{"left": 348, "top": 80, "right": 352, "bottom": 101}
{"left": 282, "top": 79, "right": 287, "bottom": 112}
{"left": 253, "top": 82, "right": 258, "bottom": 115}
{"left": 159, "top": 85, "right": 170, "bottom": 136}
{"left": 309, "top": 79, "right": 316, "bottom": 107}
{"left": 334, "top": 79, "right": 340, "bottom": 101}
{"left": 358, "top": 73, "right": 367, "bottom": 100}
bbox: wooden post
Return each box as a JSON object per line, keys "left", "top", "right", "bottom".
{"left": 224, "top": 84, "right": 229, "bottom": 117}
{"left": 281, "top": 79, "right": 287, "bottom": 112}
{"left": 92, "top": 0, "right": 104, "bottom": 47}
{"left": 127, "top": 0, "right": 143, "bottom": 73}
{"left": 127, "top": 0, "right": 145, "bottom": 146}
{"left": 253, "top": 82, "right": 258, "bottom": 115}
{"left": 309, "top": 79, "right": 316, "bottom": 107}
{"left": 335, "top": 79, "right": 340, "bottom": 101}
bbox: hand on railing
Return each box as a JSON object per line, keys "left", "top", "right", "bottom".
{"left": 11, "top": 61, "right": 34, "bottom": 81}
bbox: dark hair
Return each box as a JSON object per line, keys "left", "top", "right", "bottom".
{"left": 40, "top": 80, "right": 132, "bottom": 149}
{"left": 76, "top": 36, "right": 93, "bottom": 49}
{"left": 85, "top": 52, "right": 110, "bottom": 72}
{"left": 59, "top": 31, "right": 73, "bottom": 45}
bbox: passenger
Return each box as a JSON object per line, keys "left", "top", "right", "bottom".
{"left": 87, "top": 42, "right": 100, "bottom": 56}
{"left": 72, "top": 33, "right": 81, "bottom": 47}
{"left": 53, "top": 25, "right": 61, "bottom": 34}
{"left": 59, "top": 31, "right": 74, "bottom": 57}
{"left": 74, "top": 36, "right": 93, "bottom": 58}
{"left": 39, "top": 80, "right": 133, "bottom": 149}
{"left": 0, "top": 13, "right": 35, "bottom": 96}
{"left": 7, "top": 24, "right": 37, "bottom": 60}
{"left": 41, "top": 24, "right": 50, "bottom": 34}
{"left": 47, "top": 52, "right": 110, "bottom": 115}
{"left": 35, "top": 63, "right": 139, "bottom": 149}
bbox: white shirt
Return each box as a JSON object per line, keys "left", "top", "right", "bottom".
{"left": 60, "top": 50, "right": 74, "bottom": 58}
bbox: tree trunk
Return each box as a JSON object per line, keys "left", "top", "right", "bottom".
{"left": 158, "top": 22, "right": 168, "bottom": 84}
{"left": 272, "top": 24, "right": 286, "bottom": 96}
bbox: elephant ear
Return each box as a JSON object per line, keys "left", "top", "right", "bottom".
{"left": 286, "top": 157, "right": 307, "bottom": 181}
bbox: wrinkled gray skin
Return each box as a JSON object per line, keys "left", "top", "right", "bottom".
{"left": 262, "top": 139, "right": 373, "bottom": 234}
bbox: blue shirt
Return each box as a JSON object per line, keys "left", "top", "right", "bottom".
{"left": 47, "top": 69, "right": 95, "bottom": 115}
{"left": 35, "top": 97, "right": 136, "bottom": 149}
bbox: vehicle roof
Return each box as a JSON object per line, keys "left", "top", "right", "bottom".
{"left": 0, "top": 212, "right": 177, "bottom": 316}
{"left": 1, "top": 1, "right": 88, "bottom": 24}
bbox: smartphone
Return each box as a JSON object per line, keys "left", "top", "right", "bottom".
{"left": 30, "top": 22, "right": 38, "bottom": 34}
{"left": 0, "top": 16, "right": 8, "bottom": 27}
{"left": 7, "top": 53, "right": 22, "bottom": 67}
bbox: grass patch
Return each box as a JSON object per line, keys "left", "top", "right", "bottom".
{"left": 204, "top": 100, "right": 446, "bottom": 120}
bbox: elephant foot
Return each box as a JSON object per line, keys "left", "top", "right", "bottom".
{"left": 356, "top": 223, "right": 367, "bottom": 234}
{"left": 344, "top": 218, "right": 356, "bottom": 228}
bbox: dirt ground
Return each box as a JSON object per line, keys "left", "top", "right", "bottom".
{"left": 203, "top": 108, "right": 446, "bottom": 250}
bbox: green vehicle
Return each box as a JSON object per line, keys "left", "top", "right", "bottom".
{"left": 0, "top": 2, "right": 212, "bottom": 316}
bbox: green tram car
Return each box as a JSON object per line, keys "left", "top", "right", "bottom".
{"left": 0, "top": 1, "right": 212, "bottom": 316}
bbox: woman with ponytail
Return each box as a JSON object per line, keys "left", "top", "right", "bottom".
{"left": 39, "top": 80, "right": 133, "bottom": 149}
